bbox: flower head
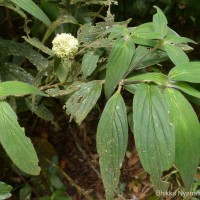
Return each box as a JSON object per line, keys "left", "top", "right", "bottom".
{"left": 52, "top": 33, "right": 79, "bottom": 59}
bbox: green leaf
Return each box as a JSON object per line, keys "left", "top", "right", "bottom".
{"left": 0, "top": 81, "right": 48, "bottom": 97}
{"left": 0, "top": 182, "right": 13, "bottom": 200}
{"left": 0, "top": 39, "right": 49, "bottom": 70}
{"left": 65, "top": 80, "right": 102, "bottom": 125}
{"left": 40, "top": 0, "right": 60, "bottom": 21}
{"left": 164, "top": 44, "right": 189, "bottom": 66}
{"left": 55, "top": 59, "right": 72, "bottom": 83}
{"left": 131, "top": 36, "right": 157, "bottom": 47}
{"left": 104, "top": 38, "right": 135, "bottom": 98}
{"left": 153, "top": 6, "right": 168, "bottom": 38}
{"left": 131, "top": 25, "right": 191, "bottom": 48}
{"left": 34, "top": 64, "right": 54, "bottom": 87}
{"left": 81, "top": 49, "right": 103, "bottom": 78}
{"left": 124, "top": 84, "right": 139, "bottom": 94}
{"left": 131, "top": 23, "right": 161, "bottom": 39}
{"left": 42, "top": 15, "right": 79, "bottom": 43}
{"left": 0, "top": 62, "right": 34, "bottom": 84}
{"left": 0, "top": 101, "right": 40, "bottom": 175}
{"left": 22, "top": 36, "right": 53, "bottom": 56}
{"left": 169, "top": 62, "right": 200, "bottom": 83}
{"left": 45, "top": 82, "right": 83, "bottom": 97}
{"left": 106, "top": 26, "right": 130, "bottom": 40}
{"left": 170, "top": 82, "right": 200, "bottom": 99}
{"left": 164, "top": 88, "right": 200, "bottom": 188}
{"left": 19, "top": 184, "right": 31, "bottom": 200}
{"left": 125, "top": 73, "right": 168, "bottom": 86}
{"left": 25, "top": 99, "right": 54, "bottom": 122}
{"left": 133, "top": 83, "right": 174, "bottom": 191}
{"left": 97, "top": 91, "right": 128, "bottom": 200}
{"left": 164, "top": 35, "right": 196, "bottom": 44}
{"left": 77, "top": 20, "right": 131, "bottom": 44}
{"left": 128, "top": 46, "right": 168, "bottom": 70}
{"left": 77, "top": 23, "right": 102, "bottom": 43}
{"left": 10, "top": 0, "right": 51, "bottom": 27}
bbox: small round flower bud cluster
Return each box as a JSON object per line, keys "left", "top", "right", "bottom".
{"left": 52, "top": 33, "right": 79, "bottom": 59}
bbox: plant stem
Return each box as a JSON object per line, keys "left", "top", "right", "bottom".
{"left": 43, "top": 157, "right": 94, "bottom": 200}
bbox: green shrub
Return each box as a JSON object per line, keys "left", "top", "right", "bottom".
{"left": 0, "top": 0, "right": 200, "bottom": 199}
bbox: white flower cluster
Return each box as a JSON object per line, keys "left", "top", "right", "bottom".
{"left": 52, "top": 33, "right": 79, "bottom": 59}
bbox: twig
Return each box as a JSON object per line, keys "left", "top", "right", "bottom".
{"left": 43, "top": 157, "right": 93, "bottom": 200}
{"left": 39, "top": 82, "right": 65, "bottom": 90}
{"left": 92, "top": 5, "right": 105, "bottom": 21}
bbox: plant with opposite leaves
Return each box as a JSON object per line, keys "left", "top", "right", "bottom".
{"left": 0, "top": 1, "right": 200, "bottom": 199}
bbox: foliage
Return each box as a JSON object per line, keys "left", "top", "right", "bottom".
{"left": 0, "top": 182, "right": 12, "bottom": 200}
{"left": 0, "top": 0, "right": 200, "bottom": 199}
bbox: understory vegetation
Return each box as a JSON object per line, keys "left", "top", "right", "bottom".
{"left": 0, "top": 0, "right": 200, "bottom": 199}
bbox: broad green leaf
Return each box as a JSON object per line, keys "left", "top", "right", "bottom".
{"left": 45, "top": 82, "right": 83, "bottom": 97}
{"left": 177, "top": 43, "right": 193, "bottom": 52}
{"left": 127, "top": 112, "right": 133, "bottom": 133}
{"left": 125, "top": 73, "right": 168, "bottom": 86}
{"left": 104, "top": 38, "right": 135, "bottom": 98}
{"left": 26, "top": 99, "right": 54, "bottom": 122}
{"left": 164, "top": 88, "right": 200, "bottom": 188}
{"left": 131, "top": 23, "right": 161, "bottom": 39}
{"left": 140, "top": 50, "right": 168, "bottom": 69}
{"left": 124, "top": 84, "right": 139, "bottom": 94}
{"left": 169, "top": 62, "right": 200, "bottom": 83}
{"left": 0, "top": 81, "right": 48, "bottom": 97}
{"left": 40, "top": 0, "right": 60, "bottom": 21}
{"left": 19, "top": 184, "right": 31, "bottom": 200}
{"left": 81, "top": 49, "right": 103, "bottom": 78}
{"left": 77, "top": 20, "right": 131, "bottom": 44}
{"left": 34, "top": 63, "right": 54, "bottom": 87}
{"left": 131, "top": 36, "right": 157, "bottom": 47}
{"left": 0, "top": 101, "right": 40, "bottom": 175}
{"left": 0, "top": 62, "right": 34, "bottom": 84}
{"left": 65, "top": 80, "right": 102, "bottom": 125}
{"left": 10, "top": 0, "right": 51, "bottom": 27}
{"left": 97, "top": 91, "right": 128, "bottom": 200}
{"left": 0, "top": 182, "right": 12, "bottom": 200}
{"left": 131, "top": 24, "right": 192, "bottom": 49}
{"left": 77, "top": 23, "right": 102, "bottom": 43}
{"left": 0, "top": 39, "right": 49, "bottom": 70}
{"left": 133, "top": 83, "right": 174, "bottom": 191}
{"left": 42, "top": 15, "right": 79, "bottom": 43}
{"left": 170, "top": 82, "right": 200, "bottom": 99}
{"left": 164, "top": 35, "right": 196, "bottom": 44}
{"left": 128, "top": 46, "right": 168, "bottom": 70}
{"left": 106, "top": 26, "right": 130, "bottom": 40}
{"left": 153, "top": 6, "right": 168, "bottom": 38}
{"left": 23, "top": 36, "right": 53, "bottom": 56}
{"left": 55, "top": 59, "right": 72, "bottom": 82}
{"left": 51, "top": 189, "right": 72, "bottom": 200}
{"left": 164, "top": 44, "right": 189, "bottom": 66}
